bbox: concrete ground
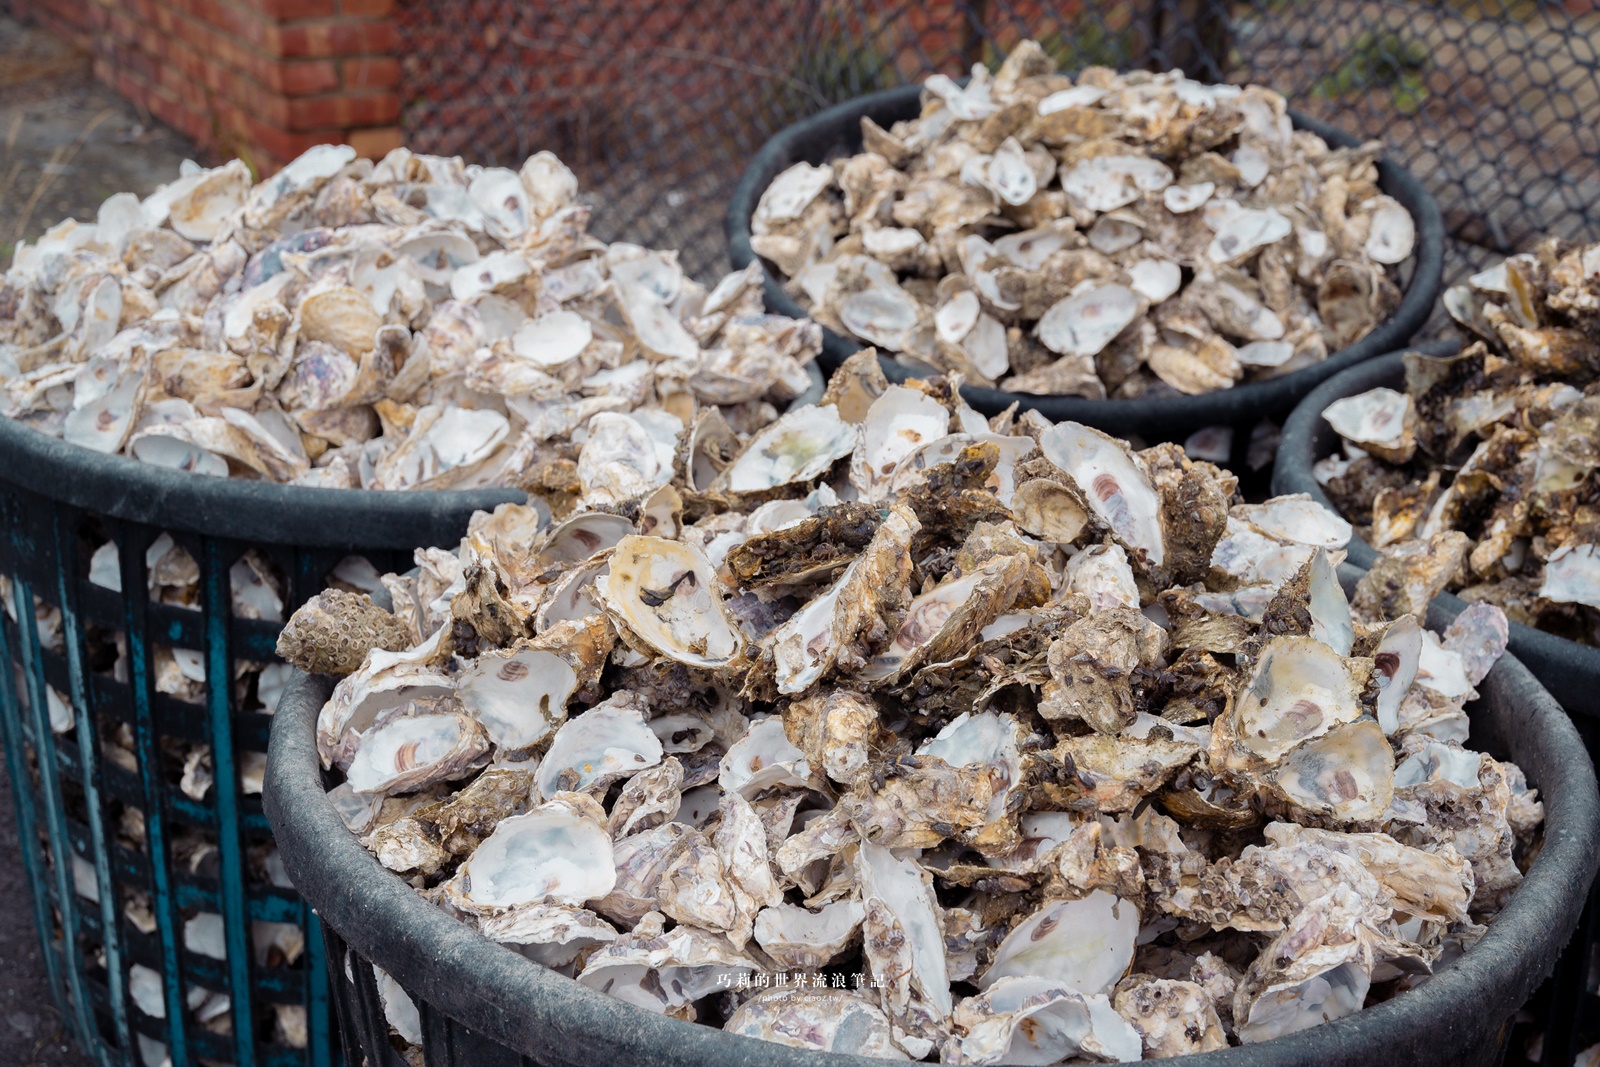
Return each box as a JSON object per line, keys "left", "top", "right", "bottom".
{"left": 0, "top": 13, "right": 201, "bottom": 259}
{"left": 0, "top": 14, "right": 195, "bottom": 1067}
{"left": 0, "top": 760, "right": 97, "bottom": 1067}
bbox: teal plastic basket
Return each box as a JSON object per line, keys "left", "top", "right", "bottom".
{"left": 0, "top": 412, "right": 518, "bottom": 1067}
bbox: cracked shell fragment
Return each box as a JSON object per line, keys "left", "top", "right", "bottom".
{"left": 577, "top": 912, "right": 760, "bottom": 1013}
{"left": 1232, "top": 885, "right": 1376, "bottom": 1042}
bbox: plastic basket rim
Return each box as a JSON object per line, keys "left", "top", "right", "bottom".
{"left": 265, "top": 581, "right": 1600, "bottom": 1067}
{"left": 1272, "top": 341, "right": 1600, "bottom": 701}
{"left": 0, "top": 363, "right": 824, "bottom": 549}
{"left": 725, "top": 81, "right": 1447, "bottom": 424}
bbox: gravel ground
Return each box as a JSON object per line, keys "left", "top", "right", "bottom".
{"left": 0, "top": 14, "right": 194, "bottom": 1067}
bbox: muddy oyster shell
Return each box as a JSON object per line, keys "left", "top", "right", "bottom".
{"left": 295, "top": 365, "right": 1536, "bottom": 1060}
{"left": 754, "top": 42, "right": 1414, "bottom": 395}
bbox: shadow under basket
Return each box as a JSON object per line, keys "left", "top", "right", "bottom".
{"left": 0, "top": 412, "right": 523, "bottom": 1067}
{"left": 264, "top": 565, "right": 1600, "bottom": 1067}
{"left": 726, "top": 82, "right": 1445, "bottom": 447}
{"left": 1272, "top": 342, "right": 1600, "bottom": 1065}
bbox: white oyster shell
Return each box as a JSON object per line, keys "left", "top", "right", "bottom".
{"left": 1232, "top": 636, "right": 1365, "bottom": 761}
{"left": 718, "top": 405, "right": 856, "bottom": 494}
{"left": 1037, "top": 284, "right": 1141, "bottom": 359}
{"left": 1061, "top": 155, "right": 1173, "bottom": 212}
{"left": 945, "top": 977, "right": 1142, "bottom": 1065}
{"left": 1236, "top": 495, "right": 1353, "bottom": 550}
{"left": 978, "top": 891, "right": 1138, "bottom": 996}
{"left": 1040, "top": 422, "right": 1164, "bottom": 566}
{"left": 1324, "top": 387, "right": 1416, "bottom": 463}
{"left": 1541, "top": 544, "right": 1600, "bottom": 610}
{"left": 859, "top": 841, "right": 952, "bottom": 1038}
{"left": 478, "top": 902, "right": 618, "bottom": 969}
{"left": 446, "top": 798, "right": 616, "bottom": 911}
{"left": 840, "top": 285, "right": 923, "bottom": 350}
{"left": 753, "top": 900, "right": 866, "bottom": 971}
{"left": 535, "top": 696, "right": 663, "bottom": 800}
{"left": 851, "top": 385, "right": 951, "bottom": 499}
{"left": 456, "top": 647, "right": 578, "bottom": 751}
{"left": 726, "top": 989, "right": 907, "bottom": 1059}
{"left": 756, "top": 162, "right": 835, "bottom": 225}
{"left": 577, "top": 912, "right": 759, "bottom": 1012}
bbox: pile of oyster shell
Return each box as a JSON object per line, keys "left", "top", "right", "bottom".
{"left": 0, "top": 145, "right": 818, "bottom": 493}
{"left": 1318, "top": 237, "right": 1600, "bottom": 648}
{"left": 283, "top": 354, "right": 1538, "bottom": 1063}
{"left": 752, "top": 40, "right": 1416, "bottom": 398}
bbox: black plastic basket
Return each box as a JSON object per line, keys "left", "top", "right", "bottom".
{"left": 1273, "top": 345, "right": 1600, "bottom": 1067}
{"left": 0, "top": 408, "right": 524, "bottom": 1067}
{"left": 264, "top": 565, "right": 1600, "bottom": 1067}
{"left": 726, "top": 83, "right": 1445, "bottom": 446}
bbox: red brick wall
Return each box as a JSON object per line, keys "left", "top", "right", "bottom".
{"left": 9, "top": 0, "right": 403, "bottom": 172}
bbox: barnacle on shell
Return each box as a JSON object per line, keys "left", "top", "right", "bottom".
{"left": 276, "top": 589, "right": 413, "bottom": 676}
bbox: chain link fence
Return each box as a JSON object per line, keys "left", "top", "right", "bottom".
{"left": 399, "top": 0, "right": 1600, "bottom": 328}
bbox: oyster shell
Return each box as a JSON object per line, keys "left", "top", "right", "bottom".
{"left": 726, "top": 989, "right": 907, "bottom": 1059}
{"left": 979, "top": 891, "right": 1139, "bottom": 996}
{"left": 535, "top": 695, "right": 663, "bottom": 800}
{"left": 443, "top": 797, "right": 616, "bottom": 913}
{"left": 455, "top": 645, "right": 579, "bottom": 751}
{"left": 945, "top": 977, "right": 1142, "bottom": 1065}
{"left": 344, "top": 710, "right": 489, "bottom": 796}
{"left": 1040, "top": 423, "right": 1163, "bottom": 567}
{"left": 577, "top": 911, "right": 759, "bottom": 1013}
{"left": 1322, "top": 387, "right": 1417, "bottom": 464}
{"left": 600, "top": 537, "right": 743, "bottom": 669}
